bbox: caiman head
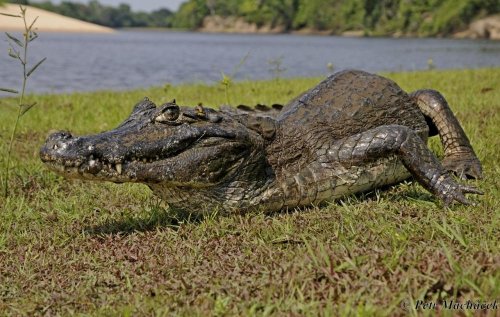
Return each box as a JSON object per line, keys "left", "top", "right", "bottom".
{"left": 40, "top": 98, "right": 277, "bottom": 212}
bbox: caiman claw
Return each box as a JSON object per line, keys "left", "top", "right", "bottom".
{"left": 441, "top": 182, "right": 484, "bottom": 207}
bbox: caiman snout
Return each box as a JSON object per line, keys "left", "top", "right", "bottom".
{"left": 40, "top": 130, "right": 120, "bottom": 178}
{"left": 43, "top": 131, "right": 73, "bottom": 149}
{"left": 40, "top": 131, "right": 73, "bottom": 159}
{"left": 40, "top": 130, "right": 91, "bottom": 168}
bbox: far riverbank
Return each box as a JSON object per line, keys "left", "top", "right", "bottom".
{"left": 198, "top": 15, "right": 500, "bottom": 41}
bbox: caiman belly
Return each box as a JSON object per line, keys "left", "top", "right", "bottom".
{"left": 276, "top": 156, "right": 410, "bottom": 209}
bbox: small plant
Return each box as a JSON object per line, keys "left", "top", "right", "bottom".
{"left": 268, "top": 55, "right": 287, "bottom": 79}
{"left": 219, "top": 52, "right": 249, "bottom": 105}
{"left": 427, "top": 58, "right": 435, "bottom": 70}
{"left": 0, "top": 5, "right": 46, "bottom": 197}
{"left": 219, "top": 71, "right": 232, "bottom": 105}
{"left": 326, "top": 62, "right": 335, "bottom": 73}
{"left": 163, "top": 83, "right": 172, "bottom": 94}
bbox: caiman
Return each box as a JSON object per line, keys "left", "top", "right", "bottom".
{"left": 40, "top": 70, "right": 483, "bottom": 214}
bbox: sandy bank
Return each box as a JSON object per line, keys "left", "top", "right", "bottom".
{"left": 0, "top": 4, "right": 114, "bottom": 33}
{"left": 454, "top": 15, "right": 500, "bottom": 40}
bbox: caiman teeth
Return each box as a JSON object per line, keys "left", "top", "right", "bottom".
{"left": 116, "top": 163, "right": 122, "bottom": 175}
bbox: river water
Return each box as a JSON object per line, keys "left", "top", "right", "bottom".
{"left": 1, "top": 30, "right": 499, "bottom": 94}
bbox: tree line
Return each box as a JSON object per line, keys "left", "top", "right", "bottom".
{"left": 174, "top": 0, "right": 500, "bottom": 36}
{"left": 3, "top": 0, "right": 500, "bottom": 36}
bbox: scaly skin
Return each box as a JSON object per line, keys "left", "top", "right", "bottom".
{"left": 40, "top": 70, "right": 483, "bottom": 215}
{"left": 411, "top": 89, "right": 483, "bottom": 179}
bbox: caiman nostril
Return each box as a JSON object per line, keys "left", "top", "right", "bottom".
{"left": 47, "top": 130, "right": 73, "bottom": 141}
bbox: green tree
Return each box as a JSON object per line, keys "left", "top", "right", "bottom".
{"left": 294, "top": 0, "right": 340, "bottom": 30}
{"left": 340, "top": 0, "right": 365, "bottom": 31}
{"left": 7, "top": 0, "right": 30, "bottom": 4}
{"left": 29, "top": 1, "right": 57, "bottom": 12}
{"left": 150, "top": 8, "right": 173, "bottom": 28}
{"left": 172, "top": 0, "right": 208, "bottom": 29}
{"left": 265, "top": 0, "right": 300, "bottom": 30}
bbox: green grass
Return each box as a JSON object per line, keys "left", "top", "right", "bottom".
{"left": 0, "top": 69, "right": 499, "bottom": 316}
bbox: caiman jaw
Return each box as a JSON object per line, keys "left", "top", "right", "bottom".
{"left": 40, "top": 131, "right": 131, "bottom": 182}
{"left": 40, "top": 128, "right": 245, "bottom": 184}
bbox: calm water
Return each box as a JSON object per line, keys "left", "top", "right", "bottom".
{"left": 1, "top": 30, "right": 499, "bottom": 94}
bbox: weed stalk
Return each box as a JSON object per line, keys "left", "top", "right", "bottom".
{"left": 219, "top": 52, "right": 249, "bottom": 105}
{"left": 1, "top": 5, "right": 45, "bottom": 197}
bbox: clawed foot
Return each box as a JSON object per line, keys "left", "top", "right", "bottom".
{"left": 443, "top": 184, "right": 484, "bottom": 207}
{"left": 438, "top": 180, "right": 484, "bottom": 207}
{"left": 442, "top": 153, "right": 483, "bottom": 180}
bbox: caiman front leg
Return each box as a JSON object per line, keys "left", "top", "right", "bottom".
{"left": 410, "top": 90, "right": 482, "bottom": 179}
{"left": 330, "top": 125, "right": 483, "bottom": 206}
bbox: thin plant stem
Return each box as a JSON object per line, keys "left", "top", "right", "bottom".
{"left": 224, "top": 85, "right": 229, "bottom": 105}
{"left": 3, "top": 8, "right": 30, "bottom": 198}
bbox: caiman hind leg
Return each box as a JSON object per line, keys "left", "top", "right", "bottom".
{"left": 327, "top": 125, "right": 483, "bottom": 206}
{"left": 410, "top": 90, "right": 482, "bottom": 179}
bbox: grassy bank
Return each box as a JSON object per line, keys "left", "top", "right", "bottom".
{"left": 0, "top": 69, "right": 499, "bottom": 316}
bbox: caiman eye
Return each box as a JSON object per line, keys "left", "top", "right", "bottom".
{"left": 155, "top": 105, "right": 180, "bottom": 123}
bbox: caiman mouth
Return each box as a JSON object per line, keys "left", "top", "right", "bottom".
{"left": 40, "top": 131, "right": 242, "bottom": 184}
